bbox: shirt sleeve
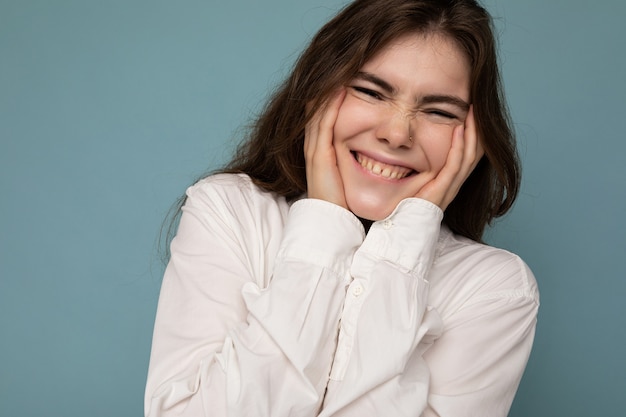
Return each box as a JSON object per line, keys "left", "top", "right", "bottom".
{"left": 422, "top": 257, "right": 539, "bottom": 417}
{"left": 144, "top": 180, "right": 365, "bottom": 417}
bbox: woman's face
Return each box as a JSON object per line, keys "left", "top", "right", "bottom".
{"left": 333, "top": 33, "right": 471, "bottom": 221}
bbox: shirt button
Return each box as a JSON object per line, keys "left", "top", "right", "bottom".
{"left": 352, "top": 284, "right": 364, "bottom": 297}
{"left": 382, "top": 219, "right": 393, "bottom": 230}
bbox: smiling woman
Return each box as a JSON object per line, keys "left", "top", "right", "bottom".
{"left": 144, "top": 0, "right": 538, "bottom": 416}
{"left": 332, "top": 33, "right": 472, "bottom": 221}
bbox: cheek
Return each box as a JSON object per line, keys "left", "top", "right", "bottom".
{"left": 333, "top": 96, "right": 377, "bottom": 143}
{"left": 419, "top": 125, "right": 455, "bottom": 170}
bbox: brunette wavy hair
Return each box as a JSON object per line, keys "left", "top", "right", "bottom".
{"left": 220, "top": 0, "right": 520, "bottom": 242}
{"left": 161, "top": 0, "right": 519, "bottom": 252}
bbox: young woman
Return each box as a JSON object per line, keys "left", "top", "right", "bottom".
{"left": 145, "top": 0, "right": 539, "bottom": 416}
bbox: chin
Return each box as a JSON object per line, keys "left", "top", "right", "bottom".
{"left": 346, "top": 195, "right": 396, "bottom": 222}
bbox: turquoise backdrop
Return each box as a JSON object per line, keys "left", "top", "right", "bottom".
{"left": 1, "top": 0, "right": 624, "bottom": 415}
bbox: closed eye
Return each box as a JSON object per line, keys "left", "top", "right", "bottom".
{"left": 351, "top": 86, "right": 383, "bottom": 100}
{"left": 424, "top": 109, "right": 457, "bottom": 119}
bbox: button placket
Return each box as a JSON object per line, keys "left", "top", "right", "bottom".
{"left": 329, "top": 279, "right": 367, "bottom": 381}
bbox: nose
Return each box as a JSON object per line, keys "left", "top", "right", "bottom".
{"left": 375, "top": 109, "right": 413, "bottom": 149}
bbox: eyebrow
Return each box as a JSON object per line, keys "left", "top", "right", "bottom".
{"left": 354, "top": 71, "right": 470, "bottom": 112}
{"left": 419, "top": 95, "right": 470, "bottom": 112}
{"left": 355, "top": 71, "right": 396, "bottom": 94}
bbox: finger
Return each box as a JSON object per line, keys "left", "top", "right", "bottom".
{"left": 317, "top": 88, "right": 346, "bottom": 143}
{"left": 304, "top": 108, "right": 320, "bottom": 161}
{"left": 461, "top": 105, "right": 483, "bottom": 173}
{"left": 441, "top": 124, "right": 467, "bottom": 205}
{"left": 441, "top": 106, "right": 484, "bottom": 206}
{"left": 303, "top": 88, "right": 348, "bottom": 207}
{"left": 437, "top": 123, "right": 466, "bottom": 189}
{"left": 414, "top": 124, "right": 465, "bottom": 208}
{"left": 304, "top": 88, "right": 345, "bottom": 161}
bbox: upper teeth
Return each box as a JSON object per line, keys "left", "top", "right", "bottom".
{"left": 356, "top": 153, "right": 413, "bottom": 179}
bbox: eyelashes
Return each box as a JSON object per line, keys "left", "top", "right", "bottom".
{"left": 351, "top": 86, "right": 383, "bottom": 100}
{"left": 424, "top": 109, "right": 457, "bottom": 119}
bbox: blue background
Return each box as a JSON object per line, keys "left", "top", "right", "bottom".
{"left": 1, "top": 0, "right": 624, "bottom": 415}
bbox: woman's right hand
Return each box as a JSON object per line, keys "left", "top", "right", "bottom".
{"left": 304, "top": 89, "right": 347, "bottom": 208}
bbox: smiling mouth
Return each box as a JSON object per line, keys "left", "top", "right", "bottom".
{"left": 353, "top": 152, "right": 415, "bottom": 180}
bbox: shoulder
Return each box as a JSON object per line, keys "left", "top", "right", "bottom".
{"left": 181, "top": 173, "right": 290, "bottom": 249}
{"left": 179, "top": 173, "right": 290, "bottom": 287}
{"left": 429, "top": 228, "right": 539, "bottom": 315}
{"left": 187, "top": 173, "right": 281, "bottom": 207}
{"left": 184, "top": 173, "right": 290, "bottom": 221}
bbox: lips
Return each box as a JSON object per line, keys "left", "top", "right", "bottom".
{"left": 354, "top": 152, "right": 414, "bottom": 180}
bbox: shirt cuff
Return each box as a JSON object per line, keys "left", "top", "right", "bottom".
{"left": 356, "top": 198, "right": 443, "bottom": 277}
{"left": 277, "top": 199, "right": 365, "bottom": 277}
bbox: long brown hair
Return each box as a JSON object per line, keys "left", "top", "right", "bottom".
{"left": 220, "top": 0, "right": 519, "bottom": 242}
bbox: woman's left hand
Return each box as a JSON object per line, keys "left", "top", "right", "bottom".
{"left": 414, "top": 106, "right": 484, "bottom": 211}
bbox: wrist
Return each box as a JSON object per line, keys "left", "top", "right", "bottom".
{"left": 357, "top": 198, "right": 443, "bottom": 275}
{"left": 278, "top": 199, "right": 365, "bottom": 276}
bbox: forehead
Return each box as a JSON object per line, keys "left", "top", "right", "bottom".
{"left": 372, "top": 30, "right": 469, "bottom": 60}
{"left": 360, "top": 32, "right": 471, "bottom": 92}
{"left": 363, "top": 33, "right": 470, "bottom": 73}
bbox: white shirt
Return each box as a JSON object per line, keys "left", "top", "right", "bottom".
{"left": 145, "top": 173, "right": 539, "bottom": 417}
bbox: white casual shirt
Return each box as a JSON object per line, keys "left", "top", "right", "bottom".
{"left": 145, "top": 173, "right": 539, "bottom": 417}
